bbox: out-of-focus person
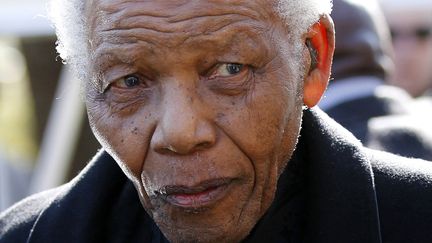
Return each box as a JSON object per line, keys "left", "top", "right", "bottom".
{"left": 0, "top": 0, "right": 101, "bottom": 210}
{"left": 379, "top": 0, "right": 432, "bottom": 97}
{"left": 320, "top": 0, "right": 432, "bottom": 160}
{"left": 0, "top": 38, "right": 36, "bottom": 211}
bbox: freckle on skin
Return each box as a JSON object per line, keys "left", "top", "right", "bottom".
{"left": 217, "top": 112, "right": 225, "bottom": 119}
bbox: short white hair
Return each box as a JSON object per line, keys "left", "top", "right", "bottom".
{"left": 48, "top": 0, "right": 332, "bottom": 81}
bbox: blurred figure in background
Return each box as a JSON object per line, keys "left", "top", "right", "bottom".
{"left": 320, "top": 0, "right": 432, "bottom": 160}
{"left": 0, "top": 38, "right": 36, "bottom": 211}
{"left": 0, "top": 0, "right": 100, "bottom": 211}
{"left": 379, "top": 0, "right": 432, "bottom": 97}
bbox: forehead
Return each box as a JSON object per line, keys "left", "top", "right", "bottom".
{"left": 89, "top": 0, "right": 275, "bottom": 16}
{"left": 86, "top": 0, "right": 288, "bottom": 69}
{"left": 87, "top": 0, "right": 279, "bottom": 36}
{"left": 385, "top": 8, "right": 432, "bottom": 28}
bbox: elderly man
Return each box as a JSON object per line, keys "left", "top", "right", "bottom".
{"left": 1, "top": 1, "right": 432, "bottom": 242}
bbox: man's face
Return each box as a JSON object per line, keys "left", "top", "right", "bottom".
{"left": 385, "top": 8, "right": 432, "bottom": 96}
{"left": 86, "top": 0, "right": 306, "bottom": 242}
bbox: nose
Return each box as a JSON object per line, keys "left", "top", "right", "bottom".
{"left": 151, "top": 82, "right": 217, "bottom": 155}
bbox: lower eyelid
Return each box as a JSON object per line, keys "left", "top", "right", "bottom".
{"left": 207, "top": 68, "right": 253, "bottom": 93}
{"left": 107, "top": 88, "right": 152, "bottom": 106}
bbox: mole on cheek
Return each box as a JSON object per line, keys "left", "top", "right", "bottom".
{"left": 132, "top": 127, "right": 139, "bottom": 135}
{"left": 216, "top": 113, "right": 226, "bottom": 119}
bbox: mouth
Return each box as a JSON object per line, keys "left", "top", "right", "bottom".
{"left": 155, "top": 178, "right": 233, "bottom": 209}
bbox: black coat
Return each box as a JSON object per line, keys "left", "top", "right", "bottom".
{"left": 2, "top": 108, "right": 432, "bottom": 243}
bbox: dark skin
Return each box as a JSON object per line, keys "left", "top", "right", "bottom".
{"left": 85, "top": 1, "right": 334, "bottom": 242}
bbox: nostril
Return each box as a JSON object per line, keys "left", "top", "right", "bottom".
{"left": 154, "top": 146, "right": 178, "bottom": 155}
{"left": 196, "top": 141, "right": 212, "bottom": 150}
{"left": 155, "top": 142, "right": 212, "bottom": 155}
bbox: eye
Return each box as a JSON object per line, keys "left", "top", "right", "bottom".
{"left": 213, "top": 63, "right": 245, "bottom": 77}
{"left": 112, "top": 75, "right": 142, "bottom": 89}
{"left": 415, "top": 28, "right": 431, "bottom": 40}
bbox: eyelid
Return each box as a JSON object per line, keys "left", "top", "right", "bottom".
{"left": 100, "top": 66, "right": 139, "bottom": 91}
{"left": 111, "top": 74, "right": 140, "bottom": 89}
{"left": 209, "top": 63, "right": 247, "bottom": 79}
{"left": 112, "top": 73, "right": 155, "bottom": 91}
{"left": 207, "top": 67, "right": 254, "bottom": 96}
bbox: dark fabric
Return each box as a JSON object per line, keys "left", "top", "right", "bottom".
{"left": 0, "top": 151, "right": 168, "bottom": 243}
{"left": 368, "top": 150, "right": 432, "bottom": 243}
{"left": 2, "top": 108, "right": 432, "bottom": 242}
{"left": 325, "top": 91, "right": 408, "bottom": 141}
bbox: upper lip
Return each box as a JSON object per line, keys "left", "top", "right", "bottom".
{"left": 155, "top": 178, "right": 233, "bottom": 196}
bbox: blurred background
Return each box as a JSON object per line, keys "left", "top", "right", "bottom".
{"left": 1, "top": 0, "right": 432, "bottom": 212}
{"left": 0, "top": 0, "right": 99, "bottom": 211}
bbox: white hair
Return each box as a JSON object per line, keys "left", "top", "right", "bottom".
{"left": 48, "top": 0, "right": 332, "bottom": 82}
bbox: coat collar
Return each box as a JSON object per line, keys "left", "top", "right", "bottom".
{"left": 245, "top": 108, "right": 382, "bottom": 242}
{"left": 301, "top": 108, "right": 382, "bottom": 242}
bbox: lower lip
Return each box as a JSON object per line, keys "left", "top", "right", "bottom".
{"left": 166, "top": 184, "right": 230, "bottom": 208}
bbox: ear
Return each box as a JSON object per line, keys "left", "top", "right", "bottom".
{"left": 303, "top": 14, "right": 335, "bottom": 108}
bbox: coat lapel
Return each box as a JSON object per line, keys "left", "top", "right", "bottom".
{"left": 302, "top": 108, "right": 382, "bottom": 242}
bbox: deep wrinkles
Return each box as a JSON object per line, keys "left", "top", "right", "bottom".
{"left": 100, "top": 1, "right": 267, "bottom": 24}
{"left": 98, "top": 18, "right": 256, "bottom": 44}
{"left": 92, "top": 23, "right": 268, "bottom": 72}
{"left": 93, "top": 1, "right": 271, "bottom": 41}
{"left": 96, "top": 10, "right": 266, "bottom": 44}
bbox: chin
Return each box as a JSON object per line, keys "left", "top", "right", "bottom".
{"left": 146, "top": 195, "right": 262, "bottom": 243}
{"left": 159, "top": 222, "right": 252, "bottom": 243}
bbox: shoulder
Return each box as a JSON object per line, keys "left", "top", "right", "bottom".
{"left": 367, "top": 149, "right": 432, "bottom": 242}
{"left": 0, "top": 186, "right": 65, "bottom": 242}
{"left": 369, "top": 148, "right": 432, "bottom": 191}
{"left": 0, "top": 151, "right": 150, "bottom": 242}
{"left": 367, "top": 114, "right": 432, "bottom": 160}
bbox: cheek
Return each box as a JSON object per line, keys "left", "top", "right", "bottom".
{"left": 422, "top": 43, "right": 432, "bottom": 70}
{"left": 86, "top": 99, "right": 156, "bottom": 184}
{"left": 213, "top": 73, "right": 303, "bottom": 206}
{"left": 220, "top": 75, "right": 300, "bottom": 163}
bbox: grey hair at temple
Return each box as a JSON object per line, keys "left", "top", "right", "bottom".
{"left": 48, "top": 0, "right": 333, "bottom": 82}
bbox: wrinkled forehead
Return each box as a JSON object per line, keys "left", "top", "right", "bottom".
{"left": 86, "top": 0, "right": 281, "bottom": 27}
{"left": 84, "top": 0, "right": 295, "bottom": 58}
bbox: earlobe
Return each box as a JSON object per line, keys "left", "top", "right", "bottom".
{"left": 303, "top": 14, "right": 335, "bottom": 108}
